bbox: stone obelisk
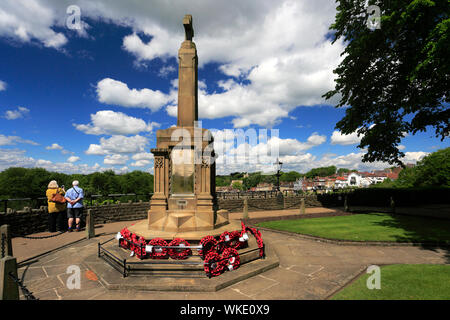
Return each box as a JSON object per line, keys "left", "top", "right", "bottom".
{"left": 177, "top": 14, "right": 198, "bottom": 127}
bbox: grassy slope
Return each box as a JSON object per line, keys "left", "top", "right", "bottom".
{"left": 256, "top": 213, "right": 450, "bottom": 243}
{"left": 332, "top": 264, "right": 450, "bottom": 300}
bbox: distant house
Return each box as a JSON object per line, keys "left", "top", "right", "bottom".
{"left": 254, "top": 182, "right": 273, "bottom": 191}
{"left": 230, "top": 180, "right": 243, "bottom": 186}
{"left": 334, "top": 176, "right": 347, "bottom": 189}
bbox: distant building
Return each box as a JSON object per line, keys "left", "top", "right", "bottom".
{"left": 254, "top": 182, "right": 273, "bottom": 191}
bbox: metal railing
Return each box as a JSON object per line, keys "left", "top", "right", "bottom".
{"left": 216, "top": 190, "right": 303, "bottom": 199}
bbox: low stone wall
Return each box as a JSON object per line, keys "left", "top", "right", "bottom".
{"left": 217, "top": 195, "right": 322, "bottom": 213}
{"left": 0, "top": 201, "right": 151, "bottom": 237}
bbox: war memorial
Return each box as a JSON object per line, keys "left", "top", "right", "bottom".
{"left": 84, "top": 15, "right": 279, "bottom": 290}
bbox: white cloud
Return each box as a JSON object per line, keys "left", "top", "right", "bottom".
{"left": 74, "top": 110, "right": 160, "bottom": 135}
{"left": 67, "top": 156, "right": 80, "bottom": 163}
{"left": 0, "top": 148, "right": 104, "bottom": 174}
{"left": 104, "top": 154, "right": 129, "bottom": 165}
{"left": 330, "top": 130, "right": 362, "bottom": 146}
{"left": 398, "top": 145, "right": 406, "bottom": 151}
{"left": 4, "top": 107, "right": 29, "bottom": 120}
{"left": 96, "top": 78, "right": 175, "bottom": 111}
{"left": 46, "top": 143, "right": 63, "bottom": 150}
{"left": 0, "top": 0, "right": 343, "bottom": 127}
{"left": 0, "top": 134, "right": 38, "bottom": 146}
{"left": 130, "top": 159, "right": 151, "bottom": 167}
{"left": 0, "top": 0, "right": 67, "bottom": 48}
{"left": 0, "top": 80, "right": 6, "bottom": 91}
{"left": 131, "top": 152, "right": 153, "bottom": 161}
{"left": 158, "top": 65, "right": 176, "bottom": 78}
{"left": 85, "top": 135, "right": 149, "bottom": 155}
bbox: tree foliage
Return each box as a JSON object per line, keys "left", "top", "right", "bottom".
{"left": 0, "top": 168, "right": 154, "bottom": 199}
{"left": 304, "top": 166, "right": 337, "bottom": 179}
{"left": 374, "top": 147, "right": 450, "bottom": 187}
{"left": 324, "top": 0, "right": 449, "bottom": 165}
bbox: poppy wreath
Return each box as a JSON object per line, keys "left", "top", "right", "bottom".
{"left": 199, "top": 235, "right": 218, "bottom": 258}
{"left": 168, "top": 238, "right": 192, "bottom": 260}
{"left": 119, "top": 227, "right": 131, "bottom": 250}
{"left": 221, "top": 247, "right": 240, "bottom": 271}
{"left": 241, "top": 221, "right": 264, "bottom": 257}
{"left": 245, "top": 226, "right": 264, "bottom": 257}
{"left": 148, "top": 237, "right": 169, "bottom": 259}
{"left": 229, "top": 230, "right": 247, "bottom": 250}
{"left": 130, "top": 233, "right": 139, "bottom": 253}
{"left": 134, "top": 236, "right": 147, "bottom": 259}
{"left": 204, "top": 251, "right": 224, "bottom": 277}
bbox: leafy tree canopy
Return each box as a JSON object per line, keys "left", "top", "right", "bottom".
{"left": 324, "top": 0, "right": 449, "bottom": 165}
{"left": 0, "top": 168, "right": 154, "bottom": 199}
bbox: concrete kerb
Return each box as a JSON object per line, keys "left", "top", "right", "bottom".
{"left": 252, "top": 225, "right": 450, "bottom": 248}
{"left": 323, "top": 264, "right": 369, "bottom": 300}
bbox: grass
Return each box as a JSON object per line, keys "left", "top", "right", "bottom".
{"left": 256, "top": 213, "right": 450, "bottom": 243}
{"left": 331, "top": 264, "right": 450, "bottom": 300}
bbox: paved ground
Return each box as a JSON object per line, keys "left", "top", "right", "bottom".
{"left": 9, "top": 208, "right": 450, "bottom": 300}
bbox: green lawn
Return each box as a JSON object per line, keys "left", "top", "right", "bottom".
{"left": 256, "top": 213, "right": 450, "bottom": 243}
{"left": 331, "top": 264, "right": 450, "bottom": 300}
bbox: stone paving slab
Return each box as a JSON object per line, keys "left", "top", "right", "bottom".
{"left": 7, "top": 210, "right": 450, "bottom": 300}
{"left": 11, "top": 227, "right": 449, "bottom": 300}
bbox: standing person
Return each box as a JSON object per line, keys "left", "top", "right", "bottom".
{"left": 65, "top": 180, "right": 84, "bottom": 232}
{"left": 46, "top": 181, "right": 66, "bottom": 232}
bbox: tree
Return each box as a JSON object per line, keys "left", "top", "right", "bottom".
{"left": 337, "top": 168, "right": 351, "bottom": 175}
{"left": 243, "top": 172, "right": 262, "bottom": 190}
{"left": 280, "top": 171, "right": 302, "bottom": 182}
{"left": 377, "top": 147, "right": 449, "bottom": 187}
{"left": 232, "top": 181, "right": 243, "bottom": 191}
{"left": 324, "top": 0, "right": 449, "bottom": 165}
{"left": 305, "top": 166, "right": 337, "bottom": 179}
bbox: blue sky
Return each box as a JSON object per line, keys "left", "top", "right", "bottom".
{"left": 0, "top": 0, "right": 447, "bottom": 175}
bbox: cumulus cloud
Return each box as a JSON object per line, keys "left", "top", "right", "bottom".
{"left": 96, "top": 78, "right": 175, "bottom": 111}
{"left": 0, "top": 0, "right": 344, "bottom": 127}
{"left": 104, "top": 154, "right": 129, "bottom": 165}
{"left": 0, "top": 134, "right": 38, "bottom": 146}
{"left": 4, "top": 107, "right": 30, "bottom": 120}
{"left": 74, "top": 110, "right": 160, "bottom": 135}
{"left": 130, "top": 159, "right": 151, "bottom": 167}
{"left": 330, "top": 130, "right": 362, "bottom": 146}
{"left": 46, "top": 143, "right": 63, "bottom": 150}
{"left": 0, "top": 148, "right": 107, "bottom": 174}
{"left": 85, "top": 135, "right": 148, "bottom": 155}
{"left": 0, "top": 80, "right": 6, "bottom": 91}
{"left": 209, "top": 130, "right": 327, "bottom": 174}
{"left": 0, "top": 0, "right": 67, "bottom": 48}
{"left": 67, "top": 156, "right": 80, "bottom": 163}
{"left": 131, "top": 152, "right": 153, "bottom": 161}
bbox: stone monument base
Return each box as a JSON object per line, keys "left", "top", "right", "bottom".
{"left": 128, "top": 216, "right": 237, "bottom": 241}
{"left": 84, "top": 235, "right": 279, "bottom": 291}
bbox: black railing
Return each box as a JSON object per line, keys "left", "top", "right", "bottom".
{"left": 216, "top": 190, "right": 303, "bottom": 199}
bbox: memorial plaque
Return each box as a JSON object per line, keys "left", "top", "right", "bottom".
{"left": 171, "top": 148, "right": 194, "bottom": 195}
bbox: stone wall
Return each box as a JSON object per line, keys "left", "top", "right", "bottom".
{"left": 0, "top": 201, "right": 151, "bottom": 237}
{"left": 217, "top": 195, "right": 322, "bottom": 213}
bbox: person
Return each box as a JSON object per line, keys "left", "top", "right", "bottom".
{"left": 46, "top": 180, "right": 66, "bottom": 232}
{"left": 65, "top": 180, "right": 84, "bottom": 232}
